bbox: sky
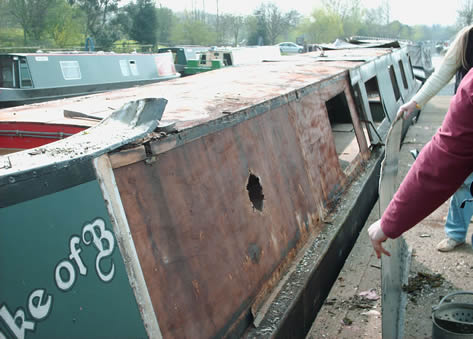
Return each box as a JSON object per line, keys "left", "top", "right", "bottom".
{"left": 155, "top": 0, "right": 461, "bottom": 26}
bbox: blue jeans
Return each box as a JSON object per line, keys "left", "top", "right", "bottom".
{"left": 445, "top": 172, "right": 473, "bottom": 241}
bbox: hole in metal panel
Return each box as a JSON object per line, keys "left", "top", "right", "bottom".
{"left": 247, "top": 173, "right": 264, "bottom": 211}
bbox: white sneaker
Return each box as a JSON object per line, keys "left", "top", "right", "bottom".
{"left": 436, "top": 238, "right": 465, "bottom": 252}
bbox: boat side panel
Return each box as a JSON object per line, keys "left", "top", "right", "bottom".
{"left": 25, "top": 54, "right": 175, "bottom": 89}
{"left": 113, "top": 104, "right": 324, "bottom": 338}
{"left": 0, "top": 174, "right": 148, "bottom": 339}
{"left": 287, "top": 75, "right": 369, "bottom": 210}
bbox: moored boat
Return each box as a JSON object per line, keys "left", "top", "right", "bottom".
{"left": 0, "top": 51, "right": 180, "bottom": 107}
{"left": 183, "top": 45, "right": 281, "bottom": 75}
{"left": 0, "top": 43, "right": 424, "bottom": 338}
{"left": 158, "top": 46, "right": 210, "bottom": 74}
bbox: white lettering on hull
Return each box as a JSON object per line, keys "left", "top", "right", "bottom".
{"left": 0, "top": 217, "right": 115, "bottom": 338}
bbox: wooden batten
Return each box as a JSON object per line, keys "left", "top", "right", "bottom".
{"left": 109, "top": 145, "right": 147, "bottom": 169}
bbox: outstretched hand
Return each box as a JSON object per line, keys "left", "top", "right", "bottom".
{"left": 368, "top": 219, "right": 391, "bottom": 258}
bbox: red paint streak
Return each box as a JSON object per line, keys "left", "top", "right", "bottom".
{"left": 0, "top": 122, "right": 86, "bottom": 150}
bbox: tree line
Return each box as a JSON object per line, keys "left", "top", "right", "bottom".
{"left": 0, "top": 0, "right": 468, "bottom": 51}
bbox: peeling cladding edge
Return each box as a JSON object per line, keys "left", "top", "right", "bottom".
{"left": 379, "top": 118, "right": 410, "bottom": 339}
{"left": 93, "top": 155, "right": 163, "bottom": 339}
{"left": 0, "top": 98, "right": 166, "bottom": 184}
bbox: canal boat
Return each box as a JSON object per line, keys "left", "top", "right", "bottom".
{"left": 183, "top": 45, "right": 281, "bottom": 75}
{"left": 0, "top": 51, "right": 180, "bottom": 107}
{"left": 158, "top": 46, "right": 210, "bottom": 74}
{"left": 0, "top": 44, "right": 423, "bottom": 338}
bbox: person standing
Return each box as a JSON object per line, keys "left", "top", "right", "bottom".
{"left": 398, "top": 24, "right": 473, "bottom": 252}
{"left": 369, "top": 67, "right": 473, "bottom": 258}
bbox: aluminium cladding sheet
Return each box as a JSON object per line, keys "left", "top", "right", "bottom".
{"left": 379, "top": 117, "right": 410, "bottom": 339}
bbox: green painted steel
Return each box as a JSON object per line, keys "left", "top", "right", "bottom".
{"left": 184, "top": 58, "right": 224, "bottom": 75}
{"left": 0, "top": 179, "right": 147, "bottom": 339}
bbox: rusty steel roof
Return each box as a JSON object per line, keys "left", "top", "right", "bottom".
{"left": 0, "top": 48, "right": 393, "bottom": 131}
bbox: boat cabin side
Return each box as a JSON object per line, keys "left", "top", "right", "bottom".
{"left": 0, "top": 52, "right": 178, "bottom": 90}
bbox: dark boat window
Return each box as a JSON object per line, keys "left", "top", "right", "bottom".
{"left": 389, "top": 65, "right": 401, "bottom": 101}
{"left": 60, "top": 60, "right": 81, "bottom": 80}
{"left": 365, "top": 76, "right": 386, "bottom": 125}
{"left": 19, "top": 58, "right": 33, "bottom": 88}
{"left": 223, "top": 53, "right": 232, "bottom": 66}
{"left": 0, "top": 57, "right": 15, "bottom": 88}
{"left": 129, "top": 60, "right": 139, "bottom": 76}
{"left": 408, "top": 55, "right": 415, "bottom": 79}
{"left": 119, "top": 60, "right": 130, "bottom": 76}
{"left": 399, "top": 60, "right": 408, "bottom": 89}
{"left": 326, "top": 91, "right": 360, "bottom": 172}
{"left": 200, "top": 54, "right": 207, "bottom": 65}
{"left": 352, "top": 83, "right": 373, "bottom": 147}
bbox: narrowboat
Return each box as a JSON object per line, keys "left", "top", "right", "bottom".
{"left": 183, "top": 45, "right": 281, "bottom": 75}
{"left": 0, "top": 44, "right": 425, "bottom": 338}
{"left": 0, "top": 51, "right": 180, "bottom": 107}
{"left": 157, "top": 46, "right": 210, "bottom": 74}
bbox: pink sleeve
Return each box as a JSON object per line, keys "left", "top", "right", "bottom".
{"left": 381, "top": 71, "right": 473, "bottom": 238}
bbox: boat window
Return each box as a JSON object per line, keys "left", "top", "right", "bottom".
{"left": 223, "top": 53, "right": 232, "bottom": 66}
{"left": 326, "top": 91, "right": 360, "bottom": 172}
{"left": 60, "top": 60, "right": 81, "bottom": 80}
{"left": 389, "top": 65, "right": 401, "bottom": 101}
{"left": 399, "top": 60, "right": 408, "bottom": 89}
{"left": 129, "top": 60, "right": 139, "bottom": 76}
{"left": 119, "top": 60, "right": 130, "bottom": 76}
{"left": 200, "top": 54, "right": 207, "bottom": 65}
{"left": 408, "top": 56, "right": 415, "bottom": 79}
{"left": 352, "top": 83, "right": 373, "bottom": 147}
{"left": 19, "top": 58, "right": 33, "bottom": 88}
{"left": 0, "top": 57, "right": 15, "bottom": 88}
{"left": 365, "top": 76, "right": 386, "bottom": 125}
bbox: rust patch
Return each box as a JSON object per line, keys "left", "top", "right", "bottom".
{"left": 192, "top": 280, "right": 201, "bottom": 297}
{"left": 247, "top": 243, "right": 262, "bottom": 264}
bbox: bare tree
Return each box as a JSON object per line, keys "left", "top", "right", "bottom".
{"left": 227, "top": 14, "right": 244, "bottom": 46}
{"left": 458, "top": 0, "right": 473, "bottom": 26}
{"left": 380, "top": 0, "right": 390, "bottom": 25}
{"left": 252, "top": 3, "right": 300, "bottom": 45}
{"left": 216, "top": 0, "right": 219, "bottom": 42}
{"left": 322, "top": 0, "right": 362, "bottom": 20}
